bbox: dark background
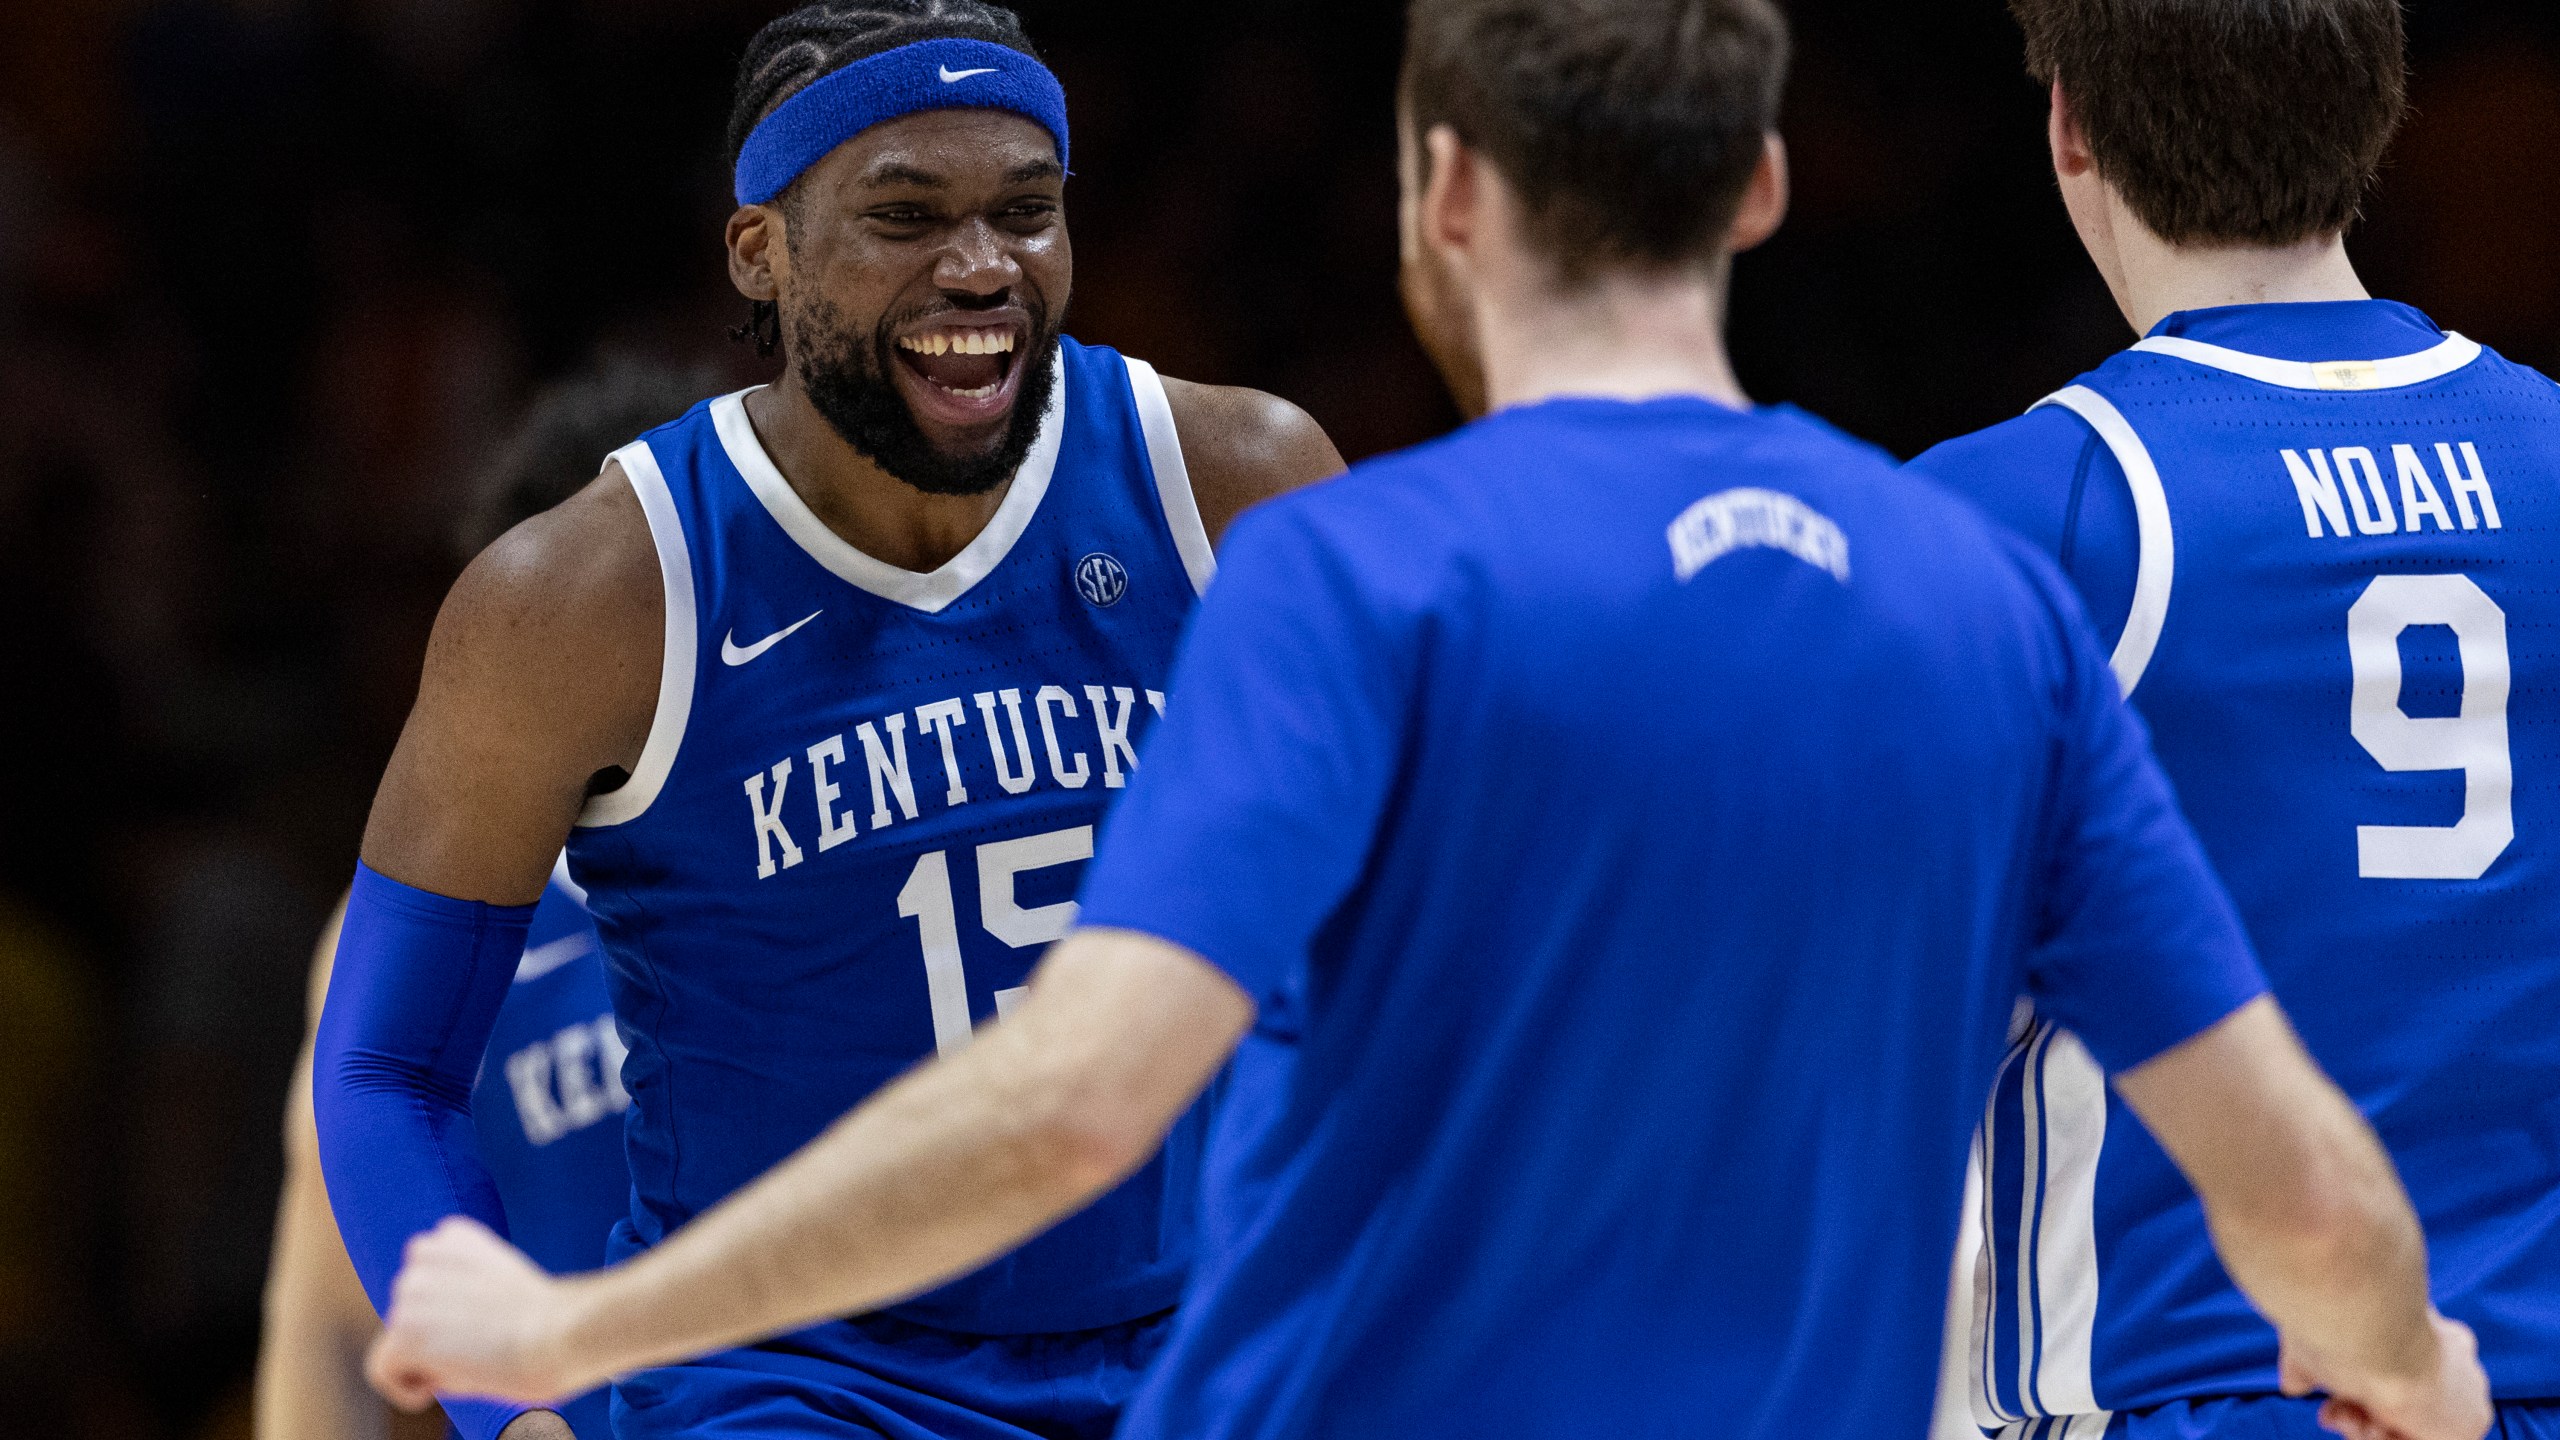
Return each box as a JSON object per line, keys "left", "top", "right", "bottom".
{"left": 0, "top": 1, "right": 2554, "bottom": 1435}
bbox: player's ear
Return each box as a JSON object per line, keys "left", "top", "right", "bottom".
{"left": 1727, "top": 133, "right": 1790, "bottom": 256}
{"left": 2047, "top": 77, "right": 2096, "bottom": 182}
{"left": 1417, "top": 124, "right": 1479, "bottom": 265}
{"left": 727, "top": 204, "right": 784, "bottom": 304}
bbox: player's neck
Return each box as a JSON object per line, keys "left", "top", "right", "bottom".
{"left": 744, "top": 375, "right": 1013, "bottom": 574}
{"left": 2093, "top": 205, "right": 2371, "bottom": 337}
{"left": 1474, "top": 264, "right": 1752, "bottom": 416}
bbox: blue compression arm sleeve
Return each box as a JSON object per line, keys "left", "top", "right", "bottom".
{"left": 314, "top": 861, "right": 539, "bottom": 1440}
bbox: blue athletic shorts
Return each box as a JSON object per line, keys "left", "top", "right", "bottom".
{"left": 2094, "top": 1395, "right": 2560, "bottom": 1440}
{"left": 608, "top": 1310, "right": 1172, "bottom": 1440}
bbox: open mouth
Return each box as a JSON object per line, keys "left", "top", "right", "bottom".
{"left": 892, "top": 320, "right": 1029, "bottom": 432}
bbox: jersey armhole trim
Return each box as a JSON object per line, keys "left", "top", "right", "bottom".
{"left": 1123, "top": 358, "right": 1217, "bottom": 598}
{"left": 2033, "top": 387, "right": 2173, "bottom": 699}
{"left": 577, "top": 441, "right": 697, "bottom": 829}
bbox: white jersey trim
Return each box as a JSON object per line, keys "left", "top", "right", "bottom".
{"left": 1122, "top": 358, "right": 1217, "bottom": 598}
{"left": 2130, "top": 331, "right": 2482, "bottom": 392}
{"left": 1968, "top": 1025, "right": 2111, "bottom": 1429}
{"left": 710, "top": 348, "right": 1068, "bottom": 616}
{"left": 2034, "top": 387, "right": 2174, "bottom": 698}
{"left": 548, "top": 850, "right": 588, "bottom": 906}
{"left": 578, "top": 441, "right": 699, "bottom": 829}
{"left": 2025, "top": 1030, "right": 2108, "bottom": 1417}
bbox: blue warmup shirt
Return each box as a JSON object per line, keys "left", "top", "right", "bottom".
{"left": 1912, "top": 301, "right": 2560, "bottom": 1424}
{"left": 1075, "top": 395, "right": 2269, "bottom": 1440}
{"left": 563, "top": 341, "right": 1212, "bottom": 1369}
{"left": 467, "top": 874, "right": 629, "bottom": 1440}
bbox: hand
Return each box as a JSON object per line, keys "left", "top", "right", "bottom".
{"left": 368, "top": 1217, "right": 590, "bottom": 1410}
{"left": 498, "top": 1413, "right": 579, "bottom": 1440}
{"left": 2281, "top": 1312, "right": 2493, "bottom": 1440}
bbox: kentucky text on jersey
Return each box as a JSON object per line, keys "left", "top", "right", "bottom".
{"left": 742, "top": 683, "right": 1164, "bottom": 880}
{"left": 500, "top": 1010, "right": 629, "bottom": 1145}
{"left": 562, "top": 337, "right": 1215, "bottom": 1346}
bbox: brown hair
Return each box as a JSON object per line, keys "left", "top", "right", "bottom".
{"left": 1402, "top": 0, "right": 1790, "bottom": 282}
{"left": 2010, "top": 0, "right": 2407, "bottom": 245}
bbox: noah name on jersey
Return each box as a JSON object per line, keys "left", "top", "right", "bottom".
{"left": 2282, "top": 440, "right": 2504, "bottom": 539}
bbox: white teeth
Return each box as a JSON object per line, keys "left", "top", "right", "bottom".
{"left": 899, "top": 330, "right": 1016, "bottom": 358}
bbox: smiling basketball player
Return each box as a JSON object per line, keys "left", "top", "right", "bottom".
{"left": 310, "top": 5, "right": 1342, "bottom": 1439}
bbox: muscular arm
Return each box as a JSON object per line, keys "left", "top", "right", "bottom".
{"left": 1160, "top": 378, "right": 1345, "bottom": 546}
{"left": 367, "top": 930, "right": 1253, "bottom": 1407}
{"left": 2116, "top": 998, "right": 2489, "bottom": 1440}
{"left": 317, "top": 469, "right": 658, "bottom": 1436}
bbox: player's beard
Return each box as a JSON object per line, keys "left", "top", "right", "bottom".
{"left": 789, "top": 293, "right": 1061, "bottom": 498}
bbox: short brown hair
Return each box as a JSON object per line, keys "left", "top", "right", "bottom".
{"left": 2011, "top": 0, "right": 2407, "bottom": 245}
{"left": 1403, "top": 0, "right": 1790, "bottom": 281}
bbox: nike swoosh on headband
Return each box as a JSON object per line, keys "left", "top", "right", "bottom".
{"left": 721, "top": 611, "right": 824, "bottom": 667}
{"left": 940, "top": 66, "right": 999, "bottom": 83}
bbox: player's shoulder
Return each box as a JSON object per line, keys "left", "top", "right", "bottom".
{"left": 451, "top": 462, "right": 660, "bottom": 646}
{"left": 1905, "top": 403, "right": 2117, "bottom": 562}
{"left": 424, "top": 460, "right": 663, "bottom": 758}
{"left": 1151, "top": 373, "right": 1346, "bottom": 545}
{"left": 1907, "top": 404, "right": 2107, "bottom": 502}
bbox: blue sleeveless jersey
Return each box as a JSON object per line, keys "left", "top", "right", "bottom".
{"left": 470, "top": 871, "right": 629, "bottom": 1440}
{"left": 1958, "top": 321, "right": 2560, "bottom": 1428}
{"left": 563, "top": 338, "right": 1214, "bottom": 1336}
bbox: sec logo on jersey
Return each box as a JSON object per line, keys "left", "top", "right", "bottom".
{"left": 1075, "top": 552, "right": 1129, "bottom": 608}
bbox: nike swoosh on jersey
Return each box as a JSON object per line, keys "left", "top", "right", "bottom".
{"left": 940, "top": 66, "right": 998, "bottom": 83}
{"left": 515, "top": 932, "right": 595, "bottom": 984}
{"left": 721, "top": 611, "right": 824, "bottom": 667}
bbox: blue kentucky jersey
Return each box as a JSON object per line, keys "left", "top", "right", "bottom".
{"left": 562, "top": 337, "right": 1214, "bottom": 1336}
{"left": 470, "top": 869, "right": 629, "bottom": 1440}
{"left": 1944, "top": 312, "right": 2560, "bottom": 1428}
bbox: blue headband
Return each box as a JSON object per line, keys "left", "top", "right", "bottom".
{"left": 734, "top": 38, "right": 1070, "bottom": 207}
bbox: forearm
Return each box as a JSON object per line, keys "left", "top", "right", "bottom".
{"left": 2118, "top": 999, "right": 2437, "bottom": 1383}
{"left": 257, "top": 1153, "right": 391, "bottom": 1440}
{"left": 367, "top": 933, "right": 1250, "bottom": 1409}
{"left": 544, "top": 931, "right": 1249, "bottom": 1390}
{"left": 2198, "top": 1104, "right": 2434, "bottom": 1379}
{"left": 553, "top": 1000, "right": 1136, "bottom": 1387}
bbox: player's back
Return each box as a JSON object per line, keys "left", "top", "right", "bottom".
{"left": 1922, "top": 313, "right": 2560, "bottom": 1418}
{"left": 1110, "top": 396, "right": 2258, "bottom": 1440}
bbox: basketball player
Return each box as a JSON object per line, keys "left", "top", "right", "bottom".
{"left": 1905, "top": 4, "right": 2560, "bottom": 1440}
{"left": 257, "top": 362, "right": 704, "bottom": 1440}
{"left": 310, "top": 3, "right": 1342, "bottom": 1439}
{"left": 362, "top": 4, "right": 2486, "bottom": 1440}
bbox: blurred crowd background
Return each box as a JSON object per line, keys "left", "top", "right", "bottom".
{"left": 0, "top": 0, "right": 2555, "bottom": 1435}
